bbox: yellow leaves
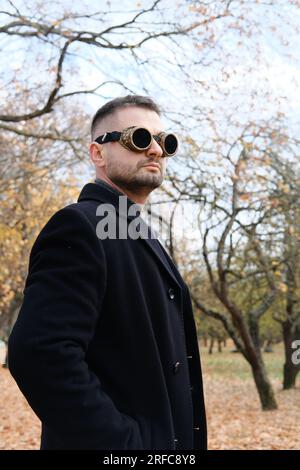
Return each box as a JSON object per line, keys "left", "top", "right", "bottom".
{"left": 263, "top": 158, "right": 272, "bottom": 166}
{"left": 1, "top": 267, "right": 10, "bottom": 276}
{"left": 236, "top": 160, "right": 247, "bottom": 172}
{"left": 278, "top": 283, "right": 288, "bottom": 293}
{"left": 288, "top": 226, "right": 295, "bottom": 235}
{"left": 188, "top": 4, "right": 207, "bottom": 15}
{"left": 239, "top": 193, "right": 251, "bottom": 201}
{"left": 270, "top": 198, "right": 280, "bottom": 208}
{"left": 184, "top": 136, "right": 197, "bottom": 146}
{"left": 48, "top": 66, "right": 58, "bottom": 74}
{"left": 278, "top": 181, "right": 290, "bottom": 194}
{"left": 0, "top": 170, "right": 81, "bottom": 315}
{"left": 243, "top": 142, "right": 253, "bottom": 152}
{"left": 5, "top": 290, "right": 15, "bottom": 303}
{"left": 50, "top": 20, "right": 62, "bottom": 27}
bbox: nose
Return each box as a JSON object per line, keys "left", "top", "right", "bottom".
{"left": 146, "top": 137, "right": 163, "bottom": 159}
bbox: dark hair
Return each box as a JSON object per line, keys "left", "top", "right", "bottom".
{"left": 91, "top": 95, "right": 161, "bottom": 140}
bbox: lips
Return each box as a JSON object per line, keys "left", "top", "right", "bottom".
{"left": 142, "top": 163, "right": 161, "bottom": 170}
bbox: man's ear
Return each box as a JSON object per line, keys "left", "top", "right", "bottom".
{"left": 89, "top": 142, "right": 106, "bottom": 168}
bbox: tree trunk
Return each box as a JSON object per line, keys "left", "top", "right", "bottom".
{"left": 282, "top": 321, "right": 300, "bottom": 389}
{"left": 264, "top": 339, "right": 273, "bottom": 353}
{"left": 218, "top": 339, "right": 222, "bottom": 353}
{"left": 250, "top": 356, "right": 278, "bottom": 410}
{"left": 192, "top": 290, "right": 278, "bottom": 409}
{"left": 1, "top": 295, "right": 22, "bottom": 369}
{"left": 248, "top": 316, "right": 261, "bottom": 350}
{"left": 283, "top": 362, "right": 299, "bottom": 389}
{"left": 209, "top": 338, "right": 214, "bottom": 354}
{"left": 2, "top": 346, "right": 8, "bottom": 369}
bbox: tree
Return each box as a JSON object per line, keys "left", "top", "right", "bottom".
{"left": 0, "top": 1, "right": 234, "bottom": 131}
{"left": 264, "top": 150, "right": 300, "bottom": 389}
{"left": 0, "top": 159, "right": 80, "bottom": 367}
{"left": 180, "top": 250, "right": 228, "bottom": 353}
{"left": 162, "top": 116, "right": 300, "bottom": 406}
{"left": 1, "top": 0, "right": 300, "bottom": 396}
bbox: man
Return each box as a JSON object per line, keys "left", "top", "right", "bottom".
{"left": 8, "top": 95, "right": 207, "bottom": 450}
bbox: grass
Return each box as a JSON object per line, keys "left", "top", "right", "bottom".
{"left": 200, "top": 341, "right": 285, "bottom": 382}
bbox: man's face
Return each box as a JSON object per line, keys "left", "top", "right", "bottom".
{"left": 92, "top": 106, "right": 167, "bottom": 193}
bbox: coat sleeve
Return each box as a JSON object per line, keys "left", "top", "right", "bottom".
{"left": 8, "top": 206, "right": 143, "bottom": 450}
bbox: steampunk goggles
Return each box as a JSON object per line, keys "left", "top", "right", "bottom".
{"left": 95, "top": 126, "right": 178, "bottom": 157}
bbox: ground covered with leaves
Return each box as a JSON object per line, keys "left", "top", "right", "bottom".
{"left": 0, "top": 343, "right": 299, "bottom": 450}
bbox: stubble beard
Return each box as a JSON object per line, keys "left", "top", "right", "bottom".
{"left": 106, "top": 160, "right": 163, "bottom": 192}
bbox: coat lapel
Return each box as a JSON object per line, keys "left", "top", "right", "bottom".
{"left": 136, "top": 218, "right": 182, "bottom": 290}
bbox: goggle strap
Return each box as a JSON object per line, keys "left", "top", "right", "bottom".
{"left": 95, "top": 131, "right": 121, "bottom": 144}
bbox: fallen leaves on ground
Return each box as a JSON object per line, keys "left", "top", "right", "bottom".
{"left": 0, "top": 367, "right": 40, "bottom": 449}
{"left": 0, "top": 367, "right": 299, "bottom": 450}
{"left": 204, "top": 375, "right": 300, "bottom": 449}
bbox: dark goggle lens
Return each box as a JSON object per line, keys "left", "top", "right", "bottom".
{"left": 164, "top": 133, "right": 178, "bottom": 155}
{"left": 132, "top": 128, "right": 152, "bottom": 149}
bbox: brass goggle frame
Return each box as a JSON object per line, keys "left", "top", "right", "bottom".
{"left": 95, "top": 126, "right": 178, "bottom": 157}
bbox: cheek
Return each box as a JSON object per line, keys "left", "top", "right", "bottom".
{"left": 161, "top": 160, "right": 167, "bottom": 173}
{"left": 107, "top": 153, "right": 139, "bottom": 174}
{"left": 126, "top": 153, "right": 144, "bottom": 170}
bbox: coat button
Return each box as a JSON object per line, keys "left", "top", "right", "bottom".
{"left": 168, "top": 288, "right": 175, "bottom": 300}
{"left": 173, "top": 361, "right": 181, "bottom": 374}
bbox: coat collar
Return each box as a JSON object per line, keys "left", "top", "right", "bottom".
{"left": 78, "top": 182, "right": 182, "bottom": 290}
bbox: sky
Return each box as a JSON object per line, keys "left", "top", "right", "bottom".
{"left": 1, "top": 0, "right": 300, "bottom": 247}
{"left": 2, "top": 0, "right": 299, "bottom": 134}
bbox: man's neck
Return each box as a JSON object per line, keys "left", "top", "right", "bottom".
{"left": 95, "top": 176, "right": 147, "bottom": 207}
{"left": 95, "top": 177, "right": 123, "bottom": 197}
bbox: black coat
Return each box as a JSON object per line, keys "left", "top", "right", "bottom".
{"left": 8, "top": 182, "right": 207, "bottom": 450}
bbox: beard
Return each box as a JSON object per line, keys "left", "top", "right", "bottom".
{"left": 106, "top": 159, "right": 163, "bottom": 191}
